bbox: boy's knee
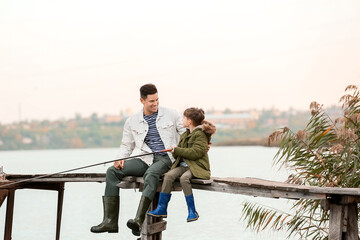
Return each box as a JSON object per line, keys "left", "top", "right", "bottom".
{"left": 163, "top": 172, "right": 176, "bottom": 182}
{"left": 180, "top": 175, "right": 191, "bottom": 184}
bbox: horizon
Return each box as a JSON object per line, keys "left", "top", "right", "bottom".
{"left": 2, "top": 104, "right": 343, "bottom": 125}
{"left": 1, "top": 0, "right": 359, "bottom": 124}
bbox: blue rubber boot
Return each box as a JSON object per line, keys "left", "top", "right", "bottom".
{"left": 185, "top": 194, "right": 199, "bottom": 222}
{"left": 147, "top": 192, "right": 171, "bottom": 218}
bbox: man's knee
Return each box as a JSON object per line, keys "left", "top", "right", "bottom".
{"left": 106, "top": 166, "right": 116, "bottom": 176}
{"left": 106, "top": 166, "right": 125, "bottom": 180}
{"left": 144, "top": 171, "right": 159, "bottom": 180}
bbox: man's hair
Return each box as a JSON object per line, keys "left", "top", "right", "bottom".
{"left": 184, "top": 107, "right": 205, "bottom": 126}
{"left": 140, "top": 84, "right": 158, "bottom": 99}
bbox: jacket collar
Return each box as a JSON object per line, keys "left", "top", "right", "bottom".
{"left": 188, "top": 125, "right": 202, "bottom": 133}
{"left": 136, "top": 106, "right": 164, "bottom": 123}
{"left": 183, "top": 126, "right": 202, "bottom": 138}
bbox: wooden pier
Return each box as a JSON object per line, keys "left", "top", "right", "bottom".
{"left": 1, "top": 172, "right": 360, "bottom": 240}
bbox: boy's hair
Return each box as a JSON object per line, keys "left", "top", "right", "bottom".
{"left": 184, "top": 107, "right": 205, "bottom": 126}
{"left": 140, "top": 84, "right": 158, "bottom": 100}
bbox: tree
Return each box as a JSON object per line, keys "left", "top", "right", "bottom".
{"left": 241, "top": 85, "right": 360, "bottom": 240}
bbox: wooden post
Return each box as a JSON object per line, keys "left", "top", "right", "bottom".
{"left": 141, "top": 192, "right": 166, "bottom": 240}
{"left": 329, "top": 203, "right": 344, "bottom": 240}
{"left": 141, "top": 193, "right": 155, "bottom": 240}
{"left": 56, "top": 183, "right": 65, "bottom": 240}
{"left": 343, "top": 203, "right": 359, "bottom": 240}
{"left": 328, "top": 195, "right": 360, "bottom": 240}
{"left": 4, "top": 188, "right": 15, "bottom": 240}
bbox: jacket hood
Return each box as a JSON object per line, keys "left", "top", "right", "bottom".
{"left": 201, "top": 120, "right": 216, "bottom": 135}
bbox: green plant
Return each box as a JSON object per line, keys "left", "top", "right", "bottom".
{"left": 241, "top": 85, "right": 360, "bottom": 239}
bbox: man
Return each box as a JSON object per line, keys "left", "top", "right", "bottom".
{"left": 91, "top": 84, "right": 185, "bottom": 236}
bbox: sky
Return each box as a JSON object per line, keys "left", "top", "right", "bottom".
{"left": 1, "top": 0, "right": 360, "bottom": 124}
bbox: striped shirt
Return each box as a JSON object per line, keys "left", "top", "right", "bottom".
{"left": 143, "top": 112, "right": 166, "bottom": 155}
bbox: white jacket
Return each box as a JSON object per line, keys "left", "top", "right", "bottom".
{"left": 115, "top": 106, "right": 185, "bottom": 165}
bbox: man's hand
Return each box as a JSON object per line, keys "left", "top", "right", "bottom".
{"left": 207, "top": 142, "right": 212, "bottom": 152}
{"left": 114, "top": 160, "right": 124, "bottom": 169}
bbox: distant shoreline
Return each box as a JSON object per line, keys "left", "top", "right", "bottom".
{"left": 0, "top": 138, "right": 281, "bottom": 151}
{"left": 213, "top": 138, "right": 280, "bottom": 147}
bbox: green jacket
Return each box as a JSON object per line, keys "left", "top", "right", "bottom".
{"left": 172, "top": 121, "right": 216, "bottom": 180}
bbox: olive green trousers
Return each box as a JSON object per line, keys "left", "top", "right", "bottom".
{"left": 105, "top": 155, "right": 172, "bottom": 200}
{"left": 162, "top": 166, "right": 194, "bottom": 196}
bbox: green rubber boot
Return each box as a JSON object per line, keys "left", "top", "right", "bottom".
{"left": 127, "top": 196, "right": 152, "bottom": 236}
{"left": 90, "top": 196, "right": 119, "bottom": 233}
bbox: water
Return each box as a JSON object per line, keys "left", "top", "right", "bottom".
{"left": 0, "top": 146, "right": 296, "bottom": 240}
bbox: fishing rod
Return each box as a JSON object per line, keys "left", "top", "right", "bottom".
{"left": 0, "top": 149, "right": 172, "bottom": 188}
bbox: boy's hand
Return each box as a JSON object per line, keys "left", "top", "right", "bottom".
{"left": 170, "top": 146, "right": 175, "bottom": 153}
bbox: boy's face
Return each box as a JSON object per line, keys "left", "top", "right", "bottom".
{"left": 182, "top": 116, "right": 191, "bottom": 128}
{"left": 141, "top": 93, "right": 159, "bottom": 116}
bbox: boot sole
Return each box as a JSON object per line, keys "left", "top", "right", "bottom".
{"left": 132, "top": 230, "right": 140, "bottom": 236}
{"left": 187, "top": 217, "right": 199, "bottom": 222}
{"left": 127, "top": 221, "right": 140, "bottom": 236}
{"left": 90, "top": 229, "right": 118, "bottom": 233}
{"left": 187, "top": 214, "right": 199, "bottom": 222}
{"left": 147, "top": 213, "right": 167, "bottom": 218}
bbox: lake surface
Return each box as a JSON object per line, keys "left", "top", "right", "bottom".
{"left": 0, "top": 146, "right": 296, "bottom": 240}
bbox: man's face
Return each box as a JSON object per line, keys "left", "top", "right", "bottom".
{"left": 141, "top": 93, "right": 159, "bottom": 115}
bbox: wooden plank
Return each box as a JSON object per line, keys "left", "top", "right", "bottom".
{"left": 14, "top": 182, "right": 67, "bottom": 191}
{"left": 329, "top": 204, "right": 343, "bottom": 240}
{"left": 5, "top": 173, "right": 360, "bottom": 201}
{"left": 190, "top": 178, "right": 213, "bottom": 185}
{"left": 117, "top": 182, "right": 139, "bottom": 189}
{"left": 6, "top": 173, "right": 106, "bottom": 183}
{"left": 6, "top": 173, "right": 106, "bottom": 179}
{"left": 7, "top": 173, "right": 360, "bottom": 197}
{"left": 117, "top": 176, "right": 325, "bottom": 199}
{"left": 0, "top": 180, "right": 14, "bottom": 189}
{"left": 213, "top": 177, "right": 314, "bottom": 193}
{"left": 24, "top": 178, "right": 106, "bottom": 183}
{"left": 8, "top": 175, "right": 209, "bottom": 185}
{"left": 192, "top": 182, "right": 326, "bottom": 200}
{"left": 214, "top": 177, "right": 360, "bottom": 197}
{"left": 122, "top": 176, "right": 138, "bottom": 182}
{"left": 146, "top": 221, "right": 167, "bottom": 235}
{"left": 310, "top": 187, "right": 360, "bottom": 196}
{"left": 7, "top": 177, "right": 106, "bottom": 183}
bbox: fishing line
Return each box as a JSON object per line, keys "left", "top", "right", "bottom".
{"left": 0, "top": 149, "right": 172, "bottom": 188}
